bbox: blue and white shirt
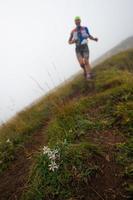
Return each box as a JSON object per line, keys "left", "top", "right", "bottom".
{"left": 71, "top": 26, "right": 90, "bottom": 46}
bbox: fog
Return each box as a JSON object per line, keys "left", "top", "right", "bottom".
{"left": 0, "top": 0, "right": 133, "bottom": 123}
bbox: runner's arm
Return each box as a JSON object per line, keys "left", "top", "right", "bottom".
{"left": 85, "top": 27, "right": 98, "bottom": 42}
{"left": 68, "top": 32, "right": 76, "bottom": 44}
{"left": 88, "top": 35, "right": 98, "bottom": 42}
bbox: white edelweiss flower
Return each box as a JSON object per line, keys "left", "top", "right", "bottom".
{"left": 0, "top": 160, "right": 3, "bottom": 164}
{"left": 43, "top": 146, "right": 60, "bottom": 171}
{"left": 6, "top": 139, "right": 11, "bottom": 143}
{"left": 48, "top": 153, "right": 56, "bottom": 161}
{"left": 49, "top": 161, "right": 58, "bottom": 172}
{"left": 43, "top": 146, "right": 50, "bottom": 155}
{"left": 53, "top": 149, "right": 59, "bottom": 155}
{"left": 48, "top": 149, "right": 60, "bottom": 160}
{"left": 47, "top": 150, "right": 53, "bottom": 158}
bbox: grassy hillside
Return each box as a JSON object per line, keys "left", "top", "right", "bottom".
{"left": 0, "top": 49, "right": 133, "bottom": 200}
{"left": 0, "top": 74, "right": 89, "bottom": 172}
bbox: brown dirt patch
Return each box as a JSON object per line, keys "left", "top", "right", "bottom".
{"left": 85, "top": 130, "right": 128, "bottom": 200}
{"left": 0, "top": 125, "right": 48, "bottom": 200}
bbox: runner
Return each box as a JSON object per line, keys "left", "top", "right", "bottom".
{"left": 68, "top": 16, "right": 98, "bottom": 79}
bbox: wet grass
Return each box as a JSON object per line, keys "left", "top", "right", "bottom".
{"left": 0, "top": 74, "right": 90, "bottom": 172}
{"left": 21, "top": 50, "right": 133, "bottom": 199}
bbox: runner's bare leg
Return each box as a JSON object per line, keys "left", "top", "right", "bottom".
{"left": 84, "top": 58, "right": 91, "bottom": 75}
{"left": 77, "top": 56, "right": 86, "bottom": 77}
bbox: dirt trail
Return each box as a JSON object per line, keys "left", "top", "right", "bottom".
{"left": 0, "top": 125, "right": 48, "bottom": 200}
{"left": 0, "top": 86, "right": 128, "bottom": 200}
{"left": 86, "top": 130, "right": 127, "bottom": 200}
{"left": 0, "top": 90, "right": 86, "bottom": 200}
{"left": 0, "top": 124, "right": 127, "bottom": 200}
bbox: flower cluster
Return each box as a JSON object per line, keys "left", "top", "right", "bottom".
{"left": 43, "top": 146, "right": 60, "bottom": 172}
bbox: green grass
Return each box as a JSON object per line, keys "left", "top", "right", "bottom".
{"left": 0, "top": 49, "right": 133, "bottom": 199}
{"left": 116, "top": 138, "right": 133, "bottom": 198}
{"left": 21, "top": 50, "right": 133, "bottom": 199}
{"left": 22, "top": 142, "right": 100, "bottom": 200}
{"left": 0, "top": 74, "right": 90, "bottom": 172}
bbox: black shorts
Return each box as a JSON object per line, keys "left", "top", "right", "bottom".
{"left": 75, "top": 44, "right": 89, "bottom": 59}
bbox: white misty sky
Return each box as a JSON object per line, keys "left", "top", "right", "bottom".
{"left": 0, "top": 0, "right": 133, "bottom": 123}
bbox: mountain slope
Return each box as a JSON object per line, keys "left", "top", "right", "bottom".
{"left": 0, "top": 49, "right": 133, "bottom": 200}
{"left": 22, "top": 49, "right": 133, "bottom": 200}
